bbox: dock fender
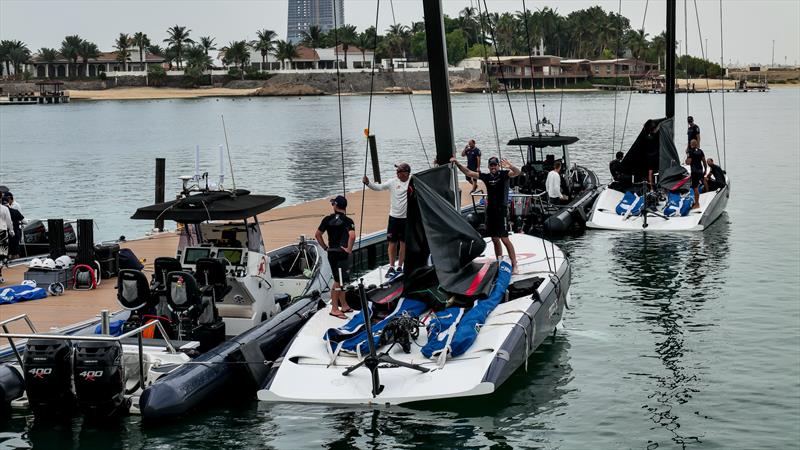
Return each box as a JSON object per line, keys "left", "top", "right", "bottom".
{"left": 0, "top": 363, "right": 24, "bottom": 405}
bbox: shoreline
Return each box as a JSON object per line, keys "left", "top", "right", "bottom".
{"left": 64, "top": 84, "right": 798, "bottom": 102}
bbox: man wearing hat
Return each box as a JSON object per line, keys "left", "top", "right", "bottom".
{"left": 363, "top": 162, "right": 411, "bottom": 278}
{"left": 315, "top": 195, "right": 356, "bottom": 319}
{"left": 451, "top": 155, "right": 521, "bottom": 272}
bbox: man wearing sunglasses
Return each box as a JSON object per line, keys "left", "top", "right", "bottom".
{"left": 452, "top": 155, "right": 520, "bottom": 273}
{"left": 363, "top": 162, "right": 411, "bottom": 278}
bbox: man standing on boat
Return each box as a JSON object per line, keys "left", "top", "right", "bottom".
{"left": 461, "top": 139, "right": 482, "bottom": 192}
{"left": 546, "top": 162, "right": 568, "bottom": 204}
{"left": 362, "top": 162, "right": 411, "bottom": 278}
{"left": 316, "top": 195, "right": 356, "bottom": 319}
{"left": 451, "top": 156, "right": 520, "bottom": 272}
{"left": 686, "top": 116, "right": 701, "bottom": 151}
{"left": 685, "top": 139, "right": 707, "bottom": 209}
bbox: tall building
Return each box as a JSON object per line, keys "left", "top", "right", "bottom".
{"left": 287, "top": 0, "right": 345, "bottom": 44}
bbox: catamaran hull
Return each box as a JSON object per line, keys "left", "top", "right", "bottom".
{"left": 586, "top": 181, "right": 730, "bottom": 231}
{"left": 258, "top": 234, "right": 570, "bottom": 405}
{"left": 139, "top": 295, "right": 321, "bottom": 420}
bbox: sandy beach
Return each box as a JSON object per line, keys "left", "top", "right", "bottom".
{"left": 69, "top": 86, "right": 258, "bottom": 100}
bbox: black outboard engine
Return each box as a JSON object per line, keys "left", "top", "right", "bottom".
{"left": 73, "top": 341, "right": 127, "bottom": 417}
{"left": 23, "top": 338, "right": 76, "bottom": 417}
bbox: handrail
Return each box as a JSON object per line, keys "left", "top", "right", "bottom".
{"left": 1, "top": 314, "right": 38, "bottom": 367}
{"left": 471, "top": 192, "right": 547, "bottom": 198}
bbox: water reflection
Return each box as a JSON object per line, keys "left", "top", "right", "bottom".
{"left": 610, "top": 217, "right": 731, "bottom": 448}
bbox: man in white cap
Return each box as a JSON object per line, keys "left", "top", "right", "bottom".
{"left": 363, "top": 162, "right": 411, "bottom": 278}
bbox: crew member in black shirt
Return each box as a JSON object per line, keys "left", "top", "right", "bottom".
{"left": 452, "top": 155, "right": 521, "bottom": 273}
{"left": 704, "top": 158, "right": 727, "bottom": 191}
{"left": 686, "top": 116, "right": 701, "bottom": 151}
{"left": 315, "top": 195, "right": 356, "bottom": 319}
{"left": 609, "top": 151, "right": 624, "bottom": 182}
{"left": 685, "top": 139, "right": 707, "bottom": 209}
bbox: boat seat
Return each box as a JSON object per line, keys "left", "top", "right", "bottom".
{"left": 117, "top": 269, "right": 155, "bottom": 311}
{"left": 216, "top": 303, "right": 254, "bottom": 319}
{"left": 195, "top": 257, "right": 233, "bottom": 303}
{"left": 165, "top": 271, "right": 203, "bottom": 314}
{"left": 153, "top": 257, "right": 182, "bottom": 291}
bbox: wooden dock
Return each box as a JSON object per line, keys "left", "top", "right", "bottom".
{"left": 0, "top": 183, "right": 473, "bottom": 332}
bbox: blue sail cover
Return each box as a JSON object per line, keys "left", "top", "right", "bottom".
{"left": 421, "top": 262, "right": 512, "bottom": 359}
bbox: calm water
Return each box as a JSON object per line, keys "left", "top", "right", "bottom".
{"left": 1, "top": 89, "right": 798, "bottom": 449}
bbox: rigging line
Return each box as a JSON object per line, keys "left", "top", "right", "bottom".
{"left": 610, "top": 0, "right": 622, "bottom": 159}
{"left": 481, "top": 0, "right": 525, "bottom": 163}
{"left": 220, "top": 114, "right": 236, "bottom": 191}
{"left": 476, "top": 0, "right": 502, "bottom": 157}
{"left": 684, "top": 0, "right": 689, "bottom": 118}
{"left": 520, "top": 0, "right": 537, "bottom": 135}
{"left": 389, "top": 0, "right": 430, "bottom": 168}
{"left": 692, "top": 0, "right": 720, "bottom": 162}
{"left": 557, "top": 77, "right": 564, "bottom": 134}
{"left": 356, "top": 0, "right": 382, "bottom": 254}
{"left": 619, "top": 0, "right": 650, "bottom": 154}
{"left": 719, "top": 0, "right": 727, "bottom": 168}
{"left": 332, "top": 0, "right": 346, "bottom": 197}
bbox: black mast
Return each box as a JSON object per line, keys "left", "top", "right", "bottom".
{"left": 666, "top": 0, "right": 676, "bottom": 119}
{"left": 423, "top": 0, "right": 455, "bottom": 165}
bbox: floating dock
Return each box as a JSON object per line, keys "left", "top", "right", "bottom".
{"left": 0, "top": 184, "right": 473, "bottom": 332}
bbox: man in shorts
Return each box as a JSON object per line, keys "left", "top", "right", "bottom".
{"left": 461, "top": 139, "right": 482, "bottom": 192}
{"left": 363, "top": 162, "right": 411, "bottom": 278}
{"left": 452, "top": 155, "right": 521, "bottom": 272}
{"left": 315, "top": 195, "right": 356, "bottom": 319}
{"left": 685, "top": 139, "right": 707, "bottom": 209}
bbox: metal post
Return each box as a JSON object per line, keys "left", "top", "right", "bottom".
{"left": 368, "top": 135, "right": 381, "bottom": 183}
{"left": 155, "top": 158, "right": 166, "bottom": 231}
{"left": 101, "top": 310, "right": 110, "bottom": 335}
{"left": 138, "top": 332, "right": 146, "bottom": 388}
{"left": 666, "top": 0, "right": 676, "bottom": 119}
{"left": 422, "top": 0, "right": 455, "bottom": 165}
{"left": 2, "top": 325, "right": 23, "bottom": 368}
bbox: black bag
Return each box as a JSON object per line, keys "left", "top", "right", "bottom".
{"left": 118, "top": 248, "right": 144, "bottom": 271}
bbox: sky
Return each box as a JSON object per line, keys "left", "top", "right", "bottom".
{"left": 1, "top": 0, "right": 798, "bottom": 66}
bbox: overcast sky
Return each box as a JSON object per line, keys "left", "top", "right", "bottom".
{"left": 1, "top": 0, "right": 797, "bottom": 66}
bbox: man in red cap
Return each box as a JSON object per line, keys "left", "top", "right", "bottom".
{"left": 315, "top": 195, "right": 356, "bottom": 319}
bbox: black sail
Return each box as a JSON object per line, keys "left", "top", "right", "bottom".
{"left": 619, "top": 117, "right": 687, "bottom": 190}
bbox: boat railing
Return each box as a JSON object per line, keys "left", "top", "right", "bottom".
{"left": 0, "top": 316, "right": 177, "bottom": 390}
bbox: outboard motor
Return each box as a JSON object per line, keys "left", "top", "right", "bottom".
{"left": 73, "top": 341, "right": 127, "bottom": 417}
{"left": 23, "top": 338, "right": 76, "bottom": 417}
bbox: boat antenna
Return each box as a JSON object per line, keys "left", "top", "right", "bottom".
{"left": 221, "top": 114, "right": 237, "bottom": 191}
{"left": 520, "top": 0, "right": 540, "bottom": 134}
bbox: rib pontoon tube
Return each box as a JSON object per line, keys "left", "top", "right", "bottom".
{"left": 139, "top": 295, "right": 321, "bottom": 420}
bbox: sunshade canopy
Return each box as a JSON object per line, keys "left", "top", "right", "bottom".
{"left": 131, "top": 189, "right": 285, "bottom": 223}
{"left": 507, "top": 135, "right": 579, "bottom": 147}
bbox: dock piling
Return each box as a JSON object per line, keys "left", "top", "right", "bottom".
{"left": 155, "top": 158, "right": 166, "bottom": 232}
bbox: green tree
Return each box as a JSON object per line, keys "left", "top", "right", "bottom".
{"left": 357, "top": 27, "right": 377, "bottom": 65}
{"left": 59, "top": 35, "right": 83, "bottom": 77}
{"left": 409, "top": 31, "right": 427, "bottom": 61}
{"left": 335, "top": 25, "right": 358, "bottom": 66}
{"left": 164, "top": 25, "right": 194, "bottom": 68}
{"left": 300, "top": 25, "right": 325, "bottom": 48}
{"left": 445, "top": 29, "right": 467, "bottom": 65}
{"left": 115, "top": 33, "right": 132, "bottom": 71}
{"left": 221, "top": 40, "right": 250, "bottom": 77}
{"left": 148, "top": 65, "right": 166, "bottom": 86}
{"left": 132, "top": 32, "right": 151, "bottom": 70}
{"left": 252, "top": 29, "right": 277, "bottom": 68}
{"left": 198, "top": 36, "right": 216, "bottom": 55}
{"left": 6, "top": 41, "right": 31, "bottom": 77}
{"left": 274, "top": 40, "right": 298, "bottom": 70}
{"left": 77, "top": 40, "right": 100, "bottom": 76}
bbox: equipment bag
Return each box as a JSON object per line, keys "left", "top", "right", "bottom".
{"left": 615, "top": 191, "right": 644, "bottom": 216}
{"left": 118, "top": 248, "right": 144, "bottom": 271}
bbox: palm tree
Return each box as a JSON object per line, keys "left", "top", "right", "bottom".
{"left": 164, "top": 25, "right": 194, "bottom": 68}
{"left": 220, "top": 40, "right": 250, "bottom": 76}
{"left": 650, "top": 32, "right": 667, "bottom": 71}
{"left": 59, "top": 35, "right": 83, "bottom": 77}
{"left": 115, "top": 33, "right": 132, "bottom": 71}
{"left": 0, "top": 41, "right": 11, "bottom": 77}
{"left": 252, "top": 29, "right": 277, "bottom": 69}
{"left": 273, "top": 40, "right": 298, "bottom": 70}
{"left": 5, "top": 41, "right": 31, "bottom": 77}
{"left": 184, "top": 45, "right": 212, "bottom": 70}
{"left": 35, "top": 48, "right": 59, "bottom": 78}
{"left": 357, "top": 28, "right": 377, "bottom": 65}
{"left": 335, "top": 25, "right": 358, "bottom": 67}
{"left": 384, "top": 24, "right": 411, "bottom": 60}
{"left": 198, "top": 36, "right": 216, "bottom": 55}
{"left": 300, "top": 25, "right": 325, "bottom": 48}
{"left": 77, "top": 40, "right": 100, "bottom": 76}
{"left": 132, "top": 32, "right": 150, "bottom": 70}
{"left": 147, "top": 44, "right": 164, "bottom": 56}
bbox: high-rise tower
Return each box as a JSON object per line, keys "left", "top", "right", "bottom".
{"left": 287, "top": 0, "right": 345, "bottom": 44}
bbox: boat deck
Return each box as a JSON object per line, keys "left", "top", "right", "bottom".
{"left": 0, "top": 184, "right": 475, "bottom": 332}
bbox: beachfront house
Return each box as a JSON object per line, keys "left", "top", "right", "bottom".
{"left": 27, "top": 48, "right": 165, "bottom": 78}
{"left": 588, "top": 58, "right": 657, "bottom": 78}
{"left": 243, "top": 44, "right": 374, "bottom": 71}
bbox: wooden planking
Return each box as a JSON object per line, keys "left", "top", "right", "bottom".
{"left": 0, "top": 182, "right": 475, "bottom": 331}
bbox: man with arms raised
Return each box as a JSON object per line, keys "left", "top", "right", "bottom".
{"left": 452, "top": 156, "right": 520, "bottom": 273}
{"left": 363, "top": 162, "right": 411, "bottom": 278}
{"left": 315, "top": 195, "right": 356, "bottom": 319}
